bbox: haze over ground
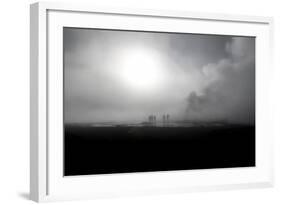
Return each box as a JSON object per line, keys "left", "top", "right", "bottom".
{"left": 64, "top": 28, "right": 255, "bottom": 125}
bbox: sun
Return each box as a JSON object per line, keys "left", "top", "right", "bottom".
{"left": 118, "top": 48, "right": 164, "bottom": 92}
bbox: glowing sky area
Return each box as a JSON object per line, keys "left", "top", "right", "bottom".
{"left": 115, "top": 46, "right": 164, "bottom": 92}
{"left": 64, "top": 28, "right": 255, "bottom": 124}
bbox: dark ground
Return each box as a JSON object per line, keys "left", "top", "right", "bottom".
{"left": 64, "top": 125, "right": 255, "bottom": 176}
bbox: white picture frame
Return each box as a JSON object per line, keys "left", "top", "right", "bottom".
{"left": 30, "top": 2, "right": 274, "bottom": 202}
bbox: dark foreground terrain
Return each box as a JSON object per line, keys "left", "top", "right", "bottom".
{"left": 64, "top": 125, "right": 255, "bottom": 176}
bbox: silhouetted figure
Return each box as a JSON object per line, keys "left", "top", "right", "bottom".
{"left": 147, "top": 115, "right": 158, "bottom": 126}
{"left": 148, "top": 115, "right": 152, "bottom": 124}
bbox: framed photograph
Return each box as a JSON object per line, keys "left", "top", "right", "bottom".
{"left": 30, "top": 2, "right": 274, "bottom": 202}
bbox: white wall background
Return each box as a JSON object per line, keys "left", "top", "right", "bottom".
{"left": 0, "top": 0, "right": 280, "bottom": 204}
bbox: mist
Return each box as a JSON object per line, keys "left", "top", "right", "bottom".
{"left": 185, "top": 37, "right": 255, "bottom": 124}
{"left": 64, "top": 28, "right": 255, "bottom": 125}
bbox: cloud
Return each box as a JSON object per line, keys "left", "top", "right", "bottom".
{"left": 185, "top": 37, "right": 255, "bottom": 124}
{"left": 64, "top": 28, "right": 255, "bottom": 124}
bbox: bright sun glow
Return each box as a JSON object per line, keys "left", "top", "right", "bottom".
{"left": 119, "top": 48, "right": 164, "bottom": 91}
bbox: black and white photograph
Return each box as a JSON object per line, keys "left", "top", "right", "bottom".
{"left": 63, "top": 27, "right": 255, "bottom": 176}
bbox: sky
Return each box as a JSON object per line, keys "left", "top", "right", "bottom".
{"left": 64, "top": 27, "right": 255, "bottom": 124}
